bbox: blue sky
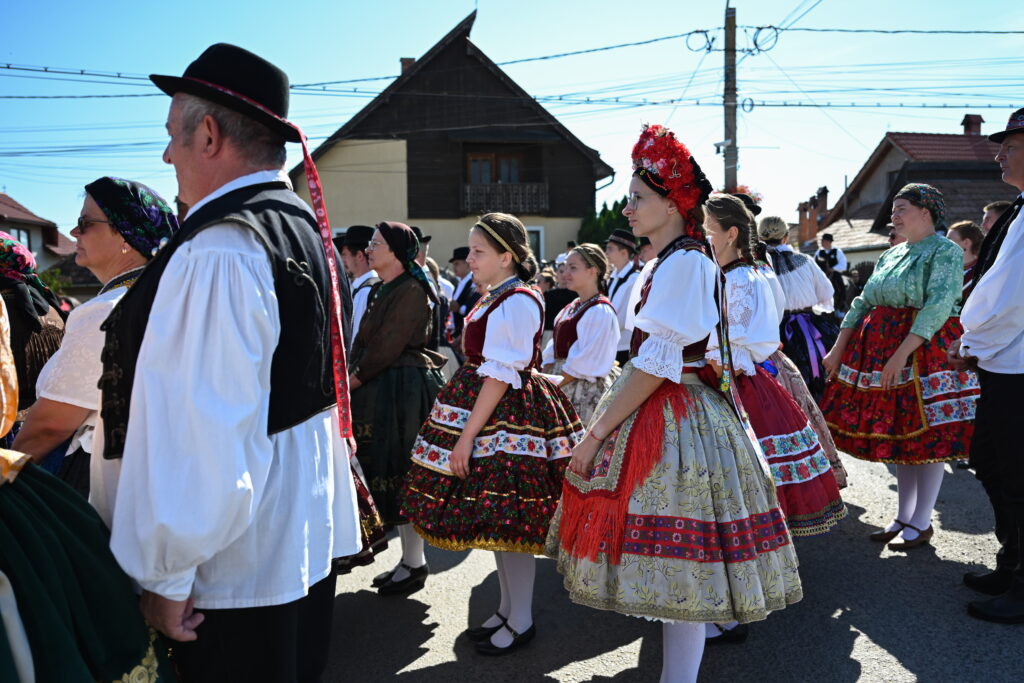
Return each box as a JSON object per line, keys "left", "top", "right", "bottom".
{"left": 2, "top": 0, "right": 1021, "bottom": 238}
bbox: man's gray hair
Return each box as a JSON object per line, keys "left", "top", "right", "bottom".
{"left": 177, "top": 93, "right": 287, "bottom": 168}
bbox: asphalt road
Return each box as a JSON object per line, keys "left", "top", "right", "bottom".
{"left": 328, "top": 454, "right": 1016, "bottom": 682}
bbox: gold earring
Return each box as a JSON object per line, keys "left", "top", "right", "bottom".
{"left": 121, "top": 244, "right": 129, "bottom": 255}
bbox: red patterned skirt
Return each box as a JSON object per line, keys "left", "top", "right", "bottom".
{"left": 737, "top": 367, "right": 846, "bottom": 536}
{"left": 821, "top": 307, "right": 979, "bottom": 464}
{"left": 401, "top": 363, "right": 584, "bottom": 553}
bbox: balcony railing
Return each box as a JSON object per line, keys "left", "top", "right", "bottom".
{"left": 463, "top": 182, "right": 548, "bottom": 215}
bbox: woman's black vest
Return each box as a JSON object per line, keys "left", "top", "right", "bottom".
{"left": 99, "top": 181, "right": 336, "bottom": 459}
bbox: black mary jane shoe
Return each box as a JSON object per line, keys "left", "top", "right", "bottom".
{"left": 474, "top": 623, "right": 537, "bottom": 656}
{"left": 465, "top": 613, "right": 508, "bottom": 643}
{"left": 705, "top": 623, "right": 749, "bottom": 646}
{"left": 376, "top": 563, "right": 429, "bottom": 596}
{"left": 371, "top": 566, "right": 397, "bottom": 588}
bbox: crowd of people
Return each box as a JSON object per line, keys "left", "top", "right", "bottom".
{"left": 0, "top": 42, "right": 1022, "bottom": 683}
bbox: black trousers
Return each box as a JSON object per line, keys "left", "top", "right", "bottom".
{"left": 971, "top": 369, "right": 1024, "bottom": 575}
{"left": 170, "top": 569, "right": 337, "bottom": 683}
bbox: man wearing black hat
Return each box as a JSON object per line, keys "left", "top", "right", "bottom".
{"left": 338, "top": 225, "right": 380, "bottom": 335}
{"left": 96, "top": 44, "right": 362, "bottom": 680}
{"left": 410, "top": 225, "right": 432, "bottom": 266}
{"left": 604, "top": 228, "right": 640, "bottom": 365}
{"left": 953, "top": 106, "right": 1024, "bottom": 624}
{"left": 448, "top": 245, "right": 480, "bottom": 362}
{"left": 815, "top": 233, "right": 848, "bottom": 312}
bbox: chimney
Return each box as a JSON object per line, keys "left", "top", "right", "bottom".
{"left": 797, "top": 201, "right": 809, "bottom": 243}
{"left": 961, "top": 114, "right": 984, "bottom": 136}
{"left": 400, "top": 58, "right": 415, "bottom": 74}
{"left": 816, "top": 186, "right": 829, "bottom": 222}
{"left": 807, "top": 197, "right": 820, "bottom": 242}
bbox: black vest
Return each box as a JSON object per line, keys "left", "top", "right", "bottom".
{"left": 99, "top": 181, "right": 336, "bottom": 459}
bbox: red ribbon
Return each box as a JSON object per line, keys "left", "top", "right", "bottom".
{"left": 183, "top": 77, "right": 352, "bottom": 437}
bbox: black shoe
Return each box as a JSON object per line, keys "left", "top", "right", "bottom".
{"left": 964, "top": 568, "right": 1014, "bottom": 596}
{"left": 474, "top": 623, "right": 537, "bottom": 656}
{"left": 967, "top": 593, "right": 1024, "bottom": 624}
{"left": 706, "top": 623, "right": 749, "bottom": 645}
{"left": 955, "top": 460, "right": 972, "bottom": 470}
{"left": 371, "top": 566, "right": 397, "bottom": 588}
{"left": 465, "top": 613, "right": 507, "bottom": 643}
{"left": 377, "top": 563, "right": 429, "bottom": 596}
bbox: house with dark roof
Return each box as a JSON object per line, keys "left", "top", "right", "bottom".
{"left": 801, "top": 114, "right": 1015, "bottom": 264}
{"left": 0, "top": 193, "right": 76, "bottom": 271}
{"left": 291, "top": 12, "right": 613, "bottom": 261}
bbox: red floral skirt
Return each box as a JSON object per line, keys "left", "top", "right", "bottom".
{"left": 820, "top": 307, "right": 979, "bottom": 464}
{"left": 737, "top": 367, "right": 846, "bottom": 536}
{"left": 401, "top": 363, "right": 584, "bottom": 553}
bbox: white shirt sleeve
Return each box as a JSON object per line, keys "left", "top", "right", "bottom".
{"left": 961, "top": 206, "right": 1024, "bottom": 370}
{"left": 810, "top": 258, "right": 836, "bottom": 314}
{"left": 541, "top": 336, "right": 555, "bottom": 366}
{"left": 109, "top": 224, "right": 281, "bottom": 601}
{"left": 633, "top": 250, "right": 719, "bottom": 381}
{"left": 477, "top": 292, "right": 542, "bottom": 390}
{"left": 707, "top": 267, "right": 781, "bottom": 375}
{"left": 563, "top": 303, "right": 620, "bottom": 381}
{"left": 835, "top": 248, "right": 848, "bottom": 272}
{"left": 35, "top": 294, "right": 114, "bottom": 411}
{"left": 624, "top": 260, "right": 657, "bottom": 332}
{"left": 758, "top": 265, "right": 786, "bottom": 325}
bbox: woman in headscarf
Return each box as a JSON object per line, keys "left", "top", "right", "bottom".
{"left": 0, "top": 296, "right": 175, "bottom": 681}
{"left": 348, "top": 221, "right": 447, "bottom": 596}
{"left": 822, "top": 184, "right": 979, "bottom": 550}
{"left": 12, "top": 177, "right": 178, "bottom": 499}
{"left": 0, "top": 232, "right": 66, "bottom": 447}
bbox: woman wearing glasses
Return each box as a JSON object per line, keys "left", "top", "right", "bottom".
{"left": 12, "top": 177, "right": 177, "bottom": 498}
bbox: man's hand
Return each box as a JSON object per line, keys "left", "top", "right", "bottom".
{"left": 946, "top": 339, "right": 977, "bottom": 372}
{"left": 140, "top": 591, "right": 204, "bottom": 642}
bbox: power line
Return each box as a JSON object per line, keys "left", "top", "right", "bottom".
{"left": 742, "top": 25, "right": 1024, "bottom": 35}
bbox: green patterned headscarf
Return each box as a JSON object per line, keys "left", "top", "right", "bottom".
{"left": 84, "top": 177, "right": 179, "bottom": 258}
{"left": 895, "top": 183, "right": 946, "bottom": 229}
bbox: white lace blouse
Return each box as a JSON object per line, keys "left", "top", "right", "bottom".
{"left": 35, "top": 282, "right": 130, "bottom": 454}
{"left": 468, "top": 279, "right": 543, "bottom": 390}
{"left": 632, "top": 249, "right": 720, "bottom": 382}
{"left": 770, "top": 244, "right": 835, "bottom": 314}
{"left": 706, "top": 264, "right": 782, "bottom": 376}
{"left": 541, "top": 299, "right": 620, "bottom": 381}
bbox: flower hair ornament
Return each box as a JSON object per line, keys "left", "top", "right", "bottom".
{"left": 631, "top": 124, "right": 714, "bottom": 240}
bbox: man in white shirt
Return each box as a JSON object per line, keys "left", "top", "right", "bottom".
{"left": 449, "top": 246, "right": 479, "bottom": 362}
{"left": 604, "top": 228, "right": 640, "bottom": 365}
{"left": 338, "top": 225, "right": 379, "bottom": 335}
{"left": 99, "top": 44, "right": 360, "bottom": 680}
{"left": 953, "top": 106, "right": 1024, "bottom": 624}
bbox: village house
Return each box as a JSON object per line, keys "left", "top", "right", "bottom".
{"left": 795, "top": 114, "right": 1015, "bottom": 268}
{"left": 291, "top": 12, "right": 613, "bottom": 263}
{"left": 0, "top": 192, "right": 75, "bottom": 272}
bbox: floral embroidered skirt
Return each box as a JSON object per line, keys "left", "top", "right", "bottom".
{"left": 780, "top": 310, "right": 839, "bottom": 403}
{"left": 737, "top": 366, "right": 847, "bottom": 536}
{"left": 821, "top": 307, "right": 979, "bottom": 464}
{"left": 545, "top": 364, "right": 802, "bottom": 624}
{"left": 401, "top": 364, "right": 584, "bottom": 553}
{"left": 550, "top": 358, "right": 621, "bottom": 425}
{"left": 768, "top": 350, "right": 848, "bottom": 489}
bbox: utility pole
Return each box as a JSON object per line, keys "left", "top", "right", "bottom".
{"left": 723, "top": 4, "right": 738, "bottom": 191}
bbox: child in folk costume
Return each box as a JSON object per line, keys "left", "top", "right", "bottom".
{"left": 542, "top": 243, "right": 621, "bottom": 423}
{"left": 703, "top": 194, "right": 847, "bottom": 538}
{"left": 401, "top": 213, "right": 584, "bottom": 655}
{"left": 546, "top": 125, "right": 801, "bottom": 683}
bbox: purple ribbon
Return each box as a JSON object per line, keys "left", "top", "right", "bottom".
{"left": 784, "top": 312, "right": 827, "bottom": 379}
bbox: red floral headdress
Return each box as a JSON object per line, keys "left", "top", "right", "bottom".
{"left": 631, "top": 124, "right": 713, "bottom": 240}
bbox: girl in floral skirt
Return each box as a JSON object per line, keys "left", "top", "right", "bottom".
{"left": 546, "top": 125, "right": 801, "bottom": 683}
{"left": 401, "top": 212, "right": 584, "bottom": 655}
{"left": 542, "top": 243, "right": 621, "bottom": 423}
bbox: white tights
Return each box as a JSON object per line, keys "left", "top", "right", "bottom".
{"left": 480, "top": 551, "right": 536, "bottom": 647}
{"left": 885, "top": 463, "right": 946, "bottom": 540}
{"left": 388, "top": 523, "right": 427, "bottom": 582}
{"left": 661, "top": 622, "right": 705, "bottom": 683}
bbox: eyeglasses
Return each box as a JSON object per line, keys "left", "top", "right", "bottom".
{"left": 74, "top": 216, "right": 113, "bottom": 233}
{"left": 625, "top": 192, "right": 641, "bottom": 209}
{"left": 366, "top": 239, "right": 387, "bottom": 251}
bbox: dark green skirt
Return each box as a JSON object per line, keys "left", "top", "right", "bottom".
{"left": 352, "top": 366, "right": 444, "bottom": 526}
{"left": 0, "top": 464, "right": 174, "bottom": 681}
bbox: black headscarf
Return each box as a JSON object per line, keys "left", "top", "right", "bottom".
{"left": 375, "top": 221, "right": 438, "bottom": 303}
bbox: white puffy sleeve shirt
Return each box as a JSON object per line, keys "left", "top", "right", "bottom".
{"left": 541, "top": 302, "right": 619, "bottom": 381}
{"left": 35, "top": 286, "right": 126, "bottom": 454}
{"left": 633, "top": 249, "right": 719, "bottom": 382}
{"left": 706, "top": 265, "right": 782, "bottom": 375}
{"left": 774, "top": 246, "right": 835, "bottom": 314}
{"left": 961, "top": 196, "right": 1024, "bottom": 373}
{"left": 471, "top": 287, "right": 542, "bottom": 390}
{"left": 106, "top": 223, "right": 360, "bottom": 609}
{"left": 624, "top": 259, "right": 657, "bottom": 332}
{"left": 758, "top": 264, "right": 786, "bottom": 325}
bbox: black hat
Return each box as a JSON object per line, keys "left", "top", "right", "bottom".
{"left": 821, "top": 233, "right": 835, "bottom": 242}
{"left": 989, "top": 108, "right": 1024, "bottom": 143}
{"left": 150, "top": 43, "right": 300, "bottom": 143}
{"left": 410, "top": 226, "right": 432, "bottom": 244}
{"left": 337, "top": 225, "right": 375, "bottom": 251}
{"left": 732, "top": 192, "right": 762, "bottom": 216}
{"left": 605, "top": 228, "right": 637, "bottom": 251}
{"left": 449, "top": 246, "right": 470, "bottom": 262}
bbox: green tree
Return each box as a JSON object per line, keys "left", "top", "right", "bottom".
{"left": 578, "top": 196, "right": 631, "bottom": 245}
{"left": 38, "top": 268, "right": 71, "bottom": 295}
